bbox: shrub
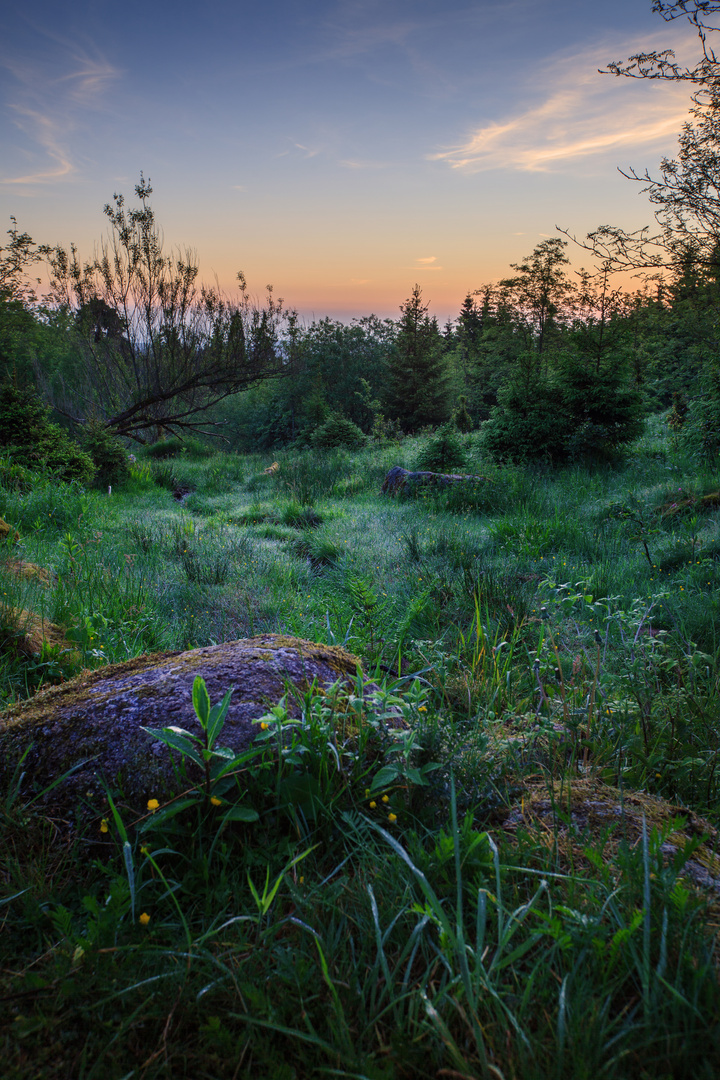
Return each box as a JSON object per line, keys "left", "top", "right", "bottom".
{"left": 0, "top": 382, "right": 95, "bottom": 485}
{"left": 0, "top": 455, "right": 35, "bottom": 492}
{"left": 82, "top": 420, "right": 131, "bottom": 488}
{"left": 681, "top": 362, "right": 720, "bottom": 462}
{"left": 480, "top": 360, "right": 645, "bottom": 465}
{"left": 452, "top": 395, "right": 474, "bottom": 433}
{"left": 558, "top": 355, "right": 645, "bottom": 462}
{"left": 479, "top": 380, "right": 567, "bottom": 464}
{"left": 143, "top": 435, "right": 213, "bottom": 460}
{"left": 310, "top": 412, "right": 366, "bottom": 450}
{"left": 416, "top": 423, "right": 469, "bottom": 472}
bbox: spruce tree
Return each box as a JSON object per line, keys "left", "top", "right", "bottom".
{"left": 384, "top": 285, "right": 447, "bottom": 432}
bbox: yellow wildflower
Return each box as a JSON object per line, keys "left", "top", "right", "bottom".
{"left": 261, "top": 721, "right": 269, "bottom": 730}
{"left": 139, "top": 912, "right": 151, "bottom": 926}
{"left": 382, "top": 795, "right": 389, "bottom": 804}
{"left": 100, "top": 818, "right": 109, "bottom": 833}
{"left": 147, "top": 798, "right": 160, "bottom": 812}
{"left": 388, "top": 813, "right": 397, "bottom": 824}
{"left": 210, "top": 796, "right": 222, "bottom": 806}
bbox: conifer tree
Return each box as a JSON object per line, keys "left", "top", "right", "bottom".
{"left": 384, "top": 285, "right": 447, "bottom": 431}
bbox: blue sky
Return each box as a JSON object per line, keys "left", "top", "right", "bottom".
{"left": 0, "top": 0, "right": 702, "bottom": 321}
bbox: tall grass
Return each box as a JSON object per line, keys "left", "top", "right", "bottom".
{"left": 2, "top": 426, "right": 720, "bottom": 1075}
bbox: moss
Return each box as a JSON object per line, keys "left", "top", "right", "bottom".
{"left": 0, "top": 516, "right": 20, "bottom": 543}
{"left": 0, "top": 635, "right": 364, "bottom": 820}
{"left": 503, "top": 777, "right": 720, "bottom": 913}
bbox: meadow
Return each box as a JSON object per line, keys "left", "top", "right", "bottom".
{"left": 1, "top": 419, "right": 720, "bottom": 1079}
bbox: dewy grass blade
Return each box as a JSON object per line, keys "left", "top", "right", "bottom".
{"left": 122, "top": 840, "right": 135, "bottom": 923}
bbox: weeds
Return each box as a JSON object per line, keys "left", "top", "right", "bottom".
{"left": 3, "top": 431, "right": 720, "bottom": 1076}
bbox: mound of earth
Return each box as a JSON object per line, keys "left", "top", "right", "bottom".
{"left": 503, "top": 777, "right": 720, "bottom": 905}
{"left": 0, "top": 635, "right": 368, "bottom": 819}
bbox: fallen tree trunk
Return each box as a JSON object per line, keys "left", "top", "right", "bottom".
{"left": 381, "top": 465, "right": 490, "bottom": 496}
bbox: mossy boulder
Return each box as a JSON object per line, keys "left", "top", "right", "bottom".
{"left": 381, "top": 465, "right": 489, "bottom": 496}
{"left": 503, "top": 778, "right": 720, "bottom": 906}
{"left": 1, "top": 608, "right": 76, "bottom": 660}
{"left": 0, "top": 635, "right": 364, "bottom": 818}
{"left": 0, "top": 516, "right": 20, "bottom": 543}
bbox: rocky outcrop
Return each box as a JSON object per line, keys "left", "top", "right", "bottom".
{"left": 0, "top": 635, "right": 366, "bottom": 816}
{"left": 381, "top": 465, "right": 489, "bottom": 496}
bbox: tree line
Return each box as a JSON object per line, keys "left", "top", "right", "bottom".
{"left": 2, "top": 1, "right": 720, "bottom": 468}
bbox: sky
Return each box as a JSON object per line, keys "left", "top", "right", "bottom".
{"left": 0, "top": 0, "right": 706, "bottom": 323}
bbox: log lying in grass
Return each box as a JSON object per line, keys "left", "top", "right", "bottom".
{"left": 381, "top": 465, "right": 490, "bottom": 496}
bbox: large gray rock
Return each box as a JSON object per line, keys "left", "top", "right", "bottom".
{"left": 381, "top": 465, "right": 489, "bottom": 496}
{"left": 0, "top": 635, "right": 366, "bottom": 816}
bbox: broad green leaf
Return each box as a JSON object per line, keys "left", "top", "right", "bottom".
{"left": 192, "top": 676, "right": 211, "bottom": 729}
{"left": 221, "top": 805, "right": 259, "bottom": 823}
{"left": 370, "top": 765, "right": 400, "bottom": 792}
{"left": 138, "top": 796, "right": 201, "bottom": 832}
{"left": 207, "top": 687, "right": 233, "bottom": 747}
{"left": 141, "top": 727, "right": 204, "bottom": 767}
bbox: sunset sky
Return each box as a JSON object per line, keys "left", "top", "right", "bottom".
{"left": 0, "top": 0, "right": 704, "bottom": 323}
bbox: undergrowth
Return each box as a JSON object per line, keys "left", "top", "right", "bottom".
{"left": 1, "top": 424, "right": 720, "bottom": 1076}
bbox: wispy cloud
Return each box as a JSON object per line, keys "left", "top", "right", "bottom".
{"left": 431, "top": 33, "right": 696, "bottom": 174}
{"left": 338, "top": 158, "right": 388, "bottom": 169}
{"left": 405, "top": 255, "right": 443, "bottom": 271}
{"left": 1, "top": 38, "right": 120, "bottom": 184}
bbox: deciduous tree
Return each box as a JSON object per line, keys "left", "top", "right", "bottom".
{"left": 46, "top": 176, "right": 290, "bottom": 442}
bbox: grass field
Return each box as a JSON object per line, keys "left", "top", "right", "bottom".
{"left": 1, "top": 419, "right": 720, "bottom": 1078}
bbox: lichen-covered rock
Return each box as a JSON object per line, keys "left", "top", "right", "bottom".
{"left": 0, "top": 635, "right": 364, "bottom": 816}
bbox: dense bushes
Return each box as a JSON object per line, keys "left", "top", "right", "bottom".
{"left": 681, "top": 361, "right": 720, "bottom": 462}
{"left": 82, "top": 419, "right": 131, "bottom": 488}
{"left": 480, "top": 358, "right": 645, "bottom": 464}
{"left": 416, "top": 423, "right": 469, "bottom": 472}
{"left": 310, "top": 411, "right": 366, "bottom": 450}
{"left": 0, "top": 382, "right": 95, "bottom": 484}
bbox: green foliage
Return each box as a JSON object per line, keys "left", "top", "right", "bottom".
{"left": 480, "top": 358, "right": 645, "bottom": 465}
{"left": 480, "top": 377, "right": 569, "bottom": 463}
{"left": 385, "top": 284, "right": 449, "bottom": 431}
{"left": 144, "top": 435, "right": 214, "bottom": 460}
{"left": 681, "top": 361, "right": 720, "bottom": 462}
{"left": 558, "top": 354, "right": 646, "bottom": 462}
{"left": 309, "top": 410, "right": 366, "bottom": 450}
{"left": 0, "top": 455, "right": 34, "bottom": 493}
{"left": 141, "top": 675, "right": 260, "bottom": 819}
{"left": 452, "top": 394, "right": 473, "bottom": 433}
{"left": 82, "top": 419, "right": 131, "bottom": 488}
{"left": 3, "top": 428, "right": 720, "bottom": 1076}
{"left": 416, "top": 423, "right": 469, "bottom": 472}
{"left": 0, "top": 381, "right": 95, "bottom": 484}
